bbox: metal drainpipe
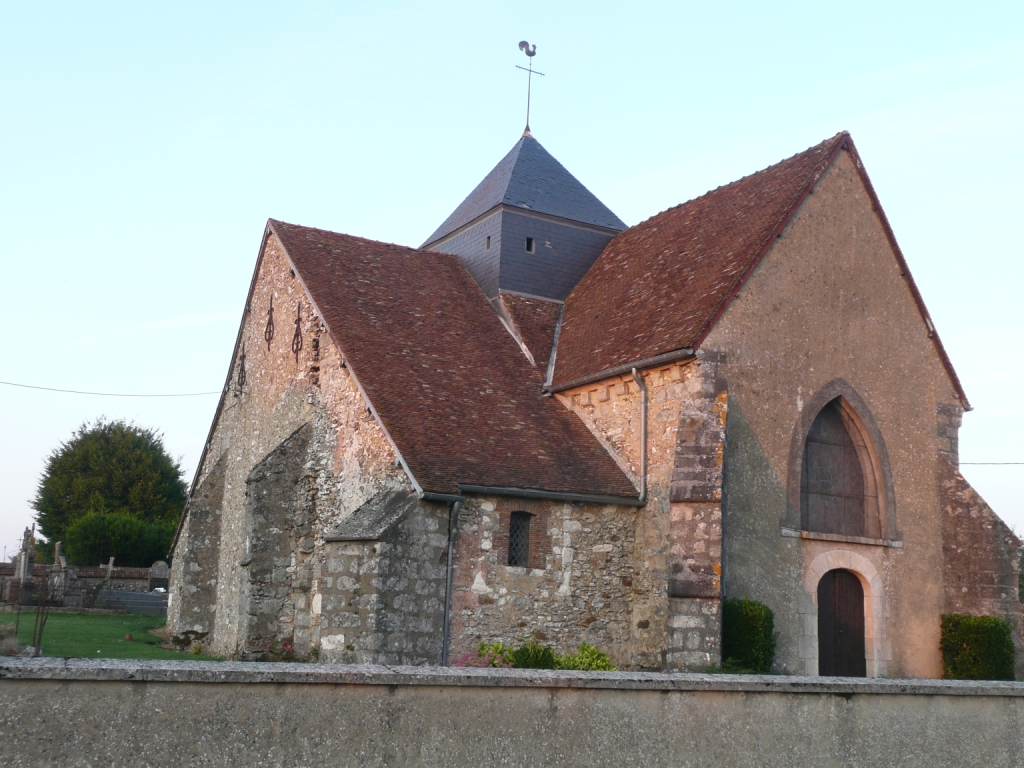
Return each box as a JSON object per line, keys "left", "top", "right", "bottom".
{"left": 631, "top": 368, "right": 648, "bottom": 505}
{"left": 441, "top": 499, "right": 462, "bottom": 666}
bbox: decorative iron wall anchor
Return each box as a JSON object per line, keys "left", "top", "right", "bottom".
{"left": 292, "top": 302, "right": 303, "bottom": 364}
{"left": 264, "top": 296, "right": 275, "bottom": 350}
{"left": 236, "top": 343, "right": 247, "bottom": 392}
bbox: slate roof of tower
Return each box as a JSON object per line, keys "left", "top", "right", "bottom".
{"left": 269, "top": 219, "right": 639, "bottom": 499}
{"left": 550, "top": 132, "right": 969, "bottom": 407}
{"left": 422, "top": 134, "right": 627, "bottom": 247}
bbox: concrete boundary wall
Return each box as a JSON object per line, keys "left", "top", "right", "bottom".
{"left": 2, "top": 660, "right": 1023, "bottom": 767}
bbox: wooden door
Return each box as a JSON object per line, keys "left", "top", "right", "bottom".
{"left": 817, "top": 569, "right": 866, "bottom": 677}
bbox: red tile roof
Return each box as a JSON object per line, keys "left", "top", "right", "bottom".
{"left": 269, "top": 220, "right": 639, "bottom": 498}
{"left": 499, "top": 292, "right": 562, "bottom": 370}
{"left": 551, "top": 133, "right": 968, "bottom": 407}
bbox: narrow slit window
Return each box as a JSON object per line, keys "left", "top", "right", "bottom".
{"left": 525, "top": 237, "right": 535, "bottom": 253}
{"left": 485, "top": 235, "right": 491, "bottom": 250}
{"left": 508, "top": 512, "right": 531, "bottom": 567}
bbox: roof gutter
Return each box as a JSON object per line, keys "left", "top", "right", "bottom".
{"left": 457, "top": 484, "right": 643, "bottom": 507}
{"left": 545, "top": 348, "right": 695, "bottom": 394}
{"left": 441, "top": 498, "right": 462, "bottom": 666}
{"left": 420, "top": 491, "right": 465, "bottom": 504}
{"left": 631, "top": 368, "right": 648, "bottom": 506}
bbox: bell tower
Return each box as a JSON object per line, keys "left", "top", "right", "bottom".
{"left": 422, "top": 133, "right": 626, "bottom": 303}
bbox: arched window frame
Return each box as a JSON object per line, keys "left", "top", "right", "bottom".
{"left": 785, "top": 379, "right": 900, "bottom": 544}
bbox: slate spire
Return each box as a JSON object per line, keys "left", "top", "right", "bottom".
{"left": 423, "top": 135, "right": 626, "bottom": 302}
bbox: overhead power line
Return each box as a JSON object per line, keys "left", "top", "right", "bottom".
{"left": 0, "top": 380, "right": 220, "bottom": 398}
{"left": 960, "top": 462, "right": 1024, "bottom": 465}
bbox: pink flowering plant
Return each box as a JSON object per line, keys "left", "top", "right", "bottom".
{"left": 451, "top": 642, "right": 514, "bottom": 668}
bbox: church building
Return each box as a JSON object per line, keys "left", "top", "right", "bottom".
{"left": 169, "top": 129, "right": 1021, "bottom": 677}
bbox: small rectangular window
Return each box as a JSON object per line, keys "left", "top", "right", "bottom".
{"left": 485, "top": 235, "right": 491, "bottom": 250}
{"left": 525, "top": 237, "right": 535, "bottom": 253}
{"left": 508, "top": 512, "right": 531, "bottom": 567}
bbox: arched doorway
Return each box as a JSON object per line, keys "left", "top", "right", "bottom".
{"left": 817, "top": 569, "right": 866, "bottom": 677}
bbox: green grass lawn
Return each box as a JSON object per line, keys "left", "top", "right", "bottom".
{"left": 0, "top": 610, "right": 220, "bottom": 660}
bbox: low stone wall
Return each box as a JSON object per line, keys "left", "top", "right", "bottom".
{"left": 2, "top": 660, "right": 1023, "bottom": 767}
{"left": 2, "top": 564, "right": 161, "bottom": 609}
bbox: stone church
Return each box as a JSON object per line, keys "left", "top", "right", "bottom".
{"left": 169, "top": 129, "right": 1021, "bottom": 677}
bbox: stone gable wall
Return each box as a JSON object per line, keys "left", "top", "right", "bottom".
{"left": 702, "top": 148, "right": 981, "bottom": 677}
{"left": 169, "top": 234, "right": 408, "bottom": 657}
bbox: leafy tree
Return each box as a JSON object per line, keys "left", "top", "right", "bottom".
{"left": 63, "top": 511, "right": 177, "bottom": 568}
{"left": 32, "top": 419, "right": 186, "bottom": 565}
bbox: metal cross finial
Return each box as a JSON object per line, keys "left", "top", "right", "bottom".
{"left": 516, "top": 41, "right": 545, "bottom": 135}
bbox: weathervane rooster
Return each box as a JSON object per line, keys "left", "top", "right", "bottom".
{"left": 516, "top": 41, "right": 544, "bottom": 134}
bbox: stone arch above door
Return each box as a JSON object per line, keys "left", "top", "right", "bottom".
{"left": 798, "top": 549, "right": 891, "bottom": 677}
{"left": 785, "top": 379, "right": 899, "bottom": 541}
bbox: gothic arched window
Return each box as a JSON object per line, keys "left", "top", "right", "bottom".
{"left": 801, "top": 398, "right": 881, "bottom": 538}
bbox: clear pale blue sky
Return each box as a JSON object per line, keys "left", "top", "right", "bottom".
{"left": 1, "top": 1, "right": 1022, "bottom": 559}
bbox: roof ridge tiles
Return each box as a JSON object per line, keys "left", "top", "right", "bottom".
{"left": 551, "top": 130, "right": 967, "bottom": 408}
{"left": 621, "top": 132, "right": 850, "bottom": 233}
{"left": 269, "top": 218, "right": 430, "bottom": 256}
{"left": 550, "top": 132, "right": 853, "bottom": 387}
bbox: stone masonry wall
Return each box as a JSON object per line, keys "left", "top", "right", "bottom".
{"left": 699, "top": 148, "right": 971, "bottom": 678}
{"left": 941, "top": 458, "right": 1024, "bottom": 677}
{"left": 558, "top": 355, "right": 727, "bottom": 670}
{"left": 449, "top": 495, "right": 638, "bottom": 666}
{"left": 319, "top": 501, "right": 450, "bottom": 665}
{"left": 319, "top": 541, "right": 382, "bottom": 663}
{"left": 168, "top": 454, "right": 227, "bottom": 633}
{"left": 238, "top": 424, "right": 313, "bottom": 656}
{"left": 7, "top": 660, "right": 1024, "bottom": 768}
{"left": 170, "top": 233, "right": 408, "bottom": 657}
{"left": 937, "top": 402, "right": 963, "bottom": 467}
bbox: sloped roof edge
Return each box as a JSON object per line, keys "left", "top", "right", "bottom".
{"left": 325, "top": 489, "right": 420, "bottom": 541}
{"left": 552, "top": 132, "right": 968, "bottom": 410}
{"left": 268, "top": 219, "right": 639, "bottom": 499}
{"left": 422, "top": 134, "right": 627, "bottom": 248}
{"left": 265, "top": 220, "right": 432, "bottom": 496}
{"left": 839, "top": 135, "right": 970, "bottom": 410}
{"left": 171, "top": 223, "right": 276, "bottom": 556}
{"left": 686, "top": 132, "right": 969, "bottom": 410}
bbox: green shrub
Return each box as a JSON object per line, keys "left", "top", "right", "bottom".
{"left": 457, "top": 640, "right": 617, "bottom": 671}
{"left": 557, "top": 643, "right": 616, "bottom": 671}
{"left": 940, "top": 614, "right": 1015, "bottom": 681}
{"left": 511, "top": 640, "right": 558, "bottom": 669}
{"left": 721, "top": 598, "right": 777, "bottom": 674}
